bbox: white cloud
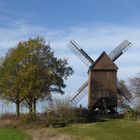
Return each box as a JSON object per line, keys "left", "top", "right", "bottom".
{"left": 0, "top": 23, "right": 50, "bottom": 56}
{"left": 0, "top": 22, "right": 140, "bottom": 95}
{"left": 49, "top": 25, "right": 140, "bottom": 98}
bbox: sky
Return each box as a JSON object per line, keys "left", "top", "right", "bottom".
{"left": 0, "top": 0, "right": 140, "bottom": 110}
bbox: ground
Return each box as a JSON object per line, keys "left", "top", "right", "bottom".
{"left": 58, "top": 119, "right": 140, "bottom": 140}
{"left": 27, "top": 128, "right": 75, "bottom": 140}
{"left": 0, "top": 128, "right": 30, "bottom": 140}
{"left": 1, "top": 119, "right": 140, "bottom": 140}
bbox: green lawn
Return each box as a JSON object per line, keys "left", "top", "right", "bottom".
{"left": 58, "top": 119, "right": 140, "bottom": 140}
{"left": 0, "top": 128, "right": 30, "bottom": 140}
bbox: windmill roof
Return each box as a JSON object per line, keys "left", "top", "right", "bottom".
{"left": 89, "top": 51, "right": 118, "bottom": 71}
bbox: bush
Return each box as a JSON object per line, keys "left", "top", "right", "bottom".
{"left": 45, "top": 116, "right": 67, "bottom": 127}
{"left": 0, "top": 113, "right": 16, "bottom": 120}
{"left": 44, "top": 97, "right": 91, "bottom": 127}
{"left": 124, "top": 107, "right": 137, "bottom": 120}
{"left": 19, "top": 114, "right": 37, "bottom": 123}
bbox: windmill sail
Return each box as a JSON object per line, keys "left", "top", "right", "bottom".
{"left": 117, "top": 81, "right": 132, "bottom": 103}
{"left": 67, "top": 40, "right": 94, "bottom": 67}
{"left": 71, "top": 80, "right": 88, "bottom": 105}
{"left": 117, "top": 93, "right": 130, "bottom": 108}
{"left": 109, "top": 40, "right": 131, "bottom": 61}
{"left": 71, "top": 80, "right": 132, "bottom": 106}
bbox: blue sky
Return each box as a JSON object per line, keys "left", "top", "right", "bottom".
{"left": 0, "top": 0, "right": 140, "bottom": 110}
{"left": 1, "top": 0, "right": 140, "bottom": 28}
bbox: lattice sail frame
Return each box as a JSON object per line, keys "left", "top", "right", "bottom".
{"left": 71, "top": 80, "right": 88, "bottom": 105}
{"left": 67, "top": 40, "right": 94, "bottom": 67}
{"left": 109, "top": 40, "right": 132, "bottom": 61}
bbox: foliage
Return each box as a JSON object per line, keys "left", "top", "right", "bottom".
{"left": 19, "top": 114, "right": 37, "bottom": 123}
{"left": 0, "top": 47, "right": 26, "bottom": 117}
{"left": 44, "top": 97, "right": 89, "bottom": 127}
{"left": 0, "top": 37, "right": 74, "bottom": 117}
{"left": 123, "top": 106, "right": 140, "bottom": 121}
{"left": 124, "top": 107, "right": 137, "bottom": 120}
{"left": 45, "top": 97, "right": 75, "bottom": 127}
{"left": 51, "top": 97, "right": 74, "bottom": 117}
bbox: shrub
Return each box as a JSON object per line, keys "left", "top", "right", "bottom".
{"left": 44, "top": 97, "right": 90, "bottom": 127}
{"left": 19, "top": 114, "right": 37, "bottom": 123}
{"left": 0, "top": 113, "right": 16, "bottom": 120}
{"left": 124, "top": 107, "right": 137, "bottom": 120}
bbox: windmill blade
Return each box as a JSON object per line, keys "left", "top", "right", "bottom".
{"left": 117, "top": 93, "right": 130, "bottom": 108}
{"left": 117, "top": 80, "right": 132, "bottom": 103}
{"left": 71, "top": 80, "right": 88, "bottom": 105}
{"left": 109, "top": 40, "right": 132, "bottom": 61}
{"left": 117, "top": 88, "right": 130, "bottom": 103}
{"left": 67, "top": 40, "right": 94, "bottom": 67}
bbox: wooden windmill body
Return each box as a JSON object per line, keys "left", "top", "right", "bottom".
{"left": 68, "top": 40, "right": 132, "bottom": 114}
{"left": 88, "top": 52, "right": 118, "bottom": 112}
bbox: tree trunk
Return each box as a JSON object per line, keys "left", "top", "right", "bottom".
{"left": 33, "top": 99, "right": 36, "bottom": 116}
{"left": 29, "top": 100, "right": 33, "bottom": 115}
{"left": 16, "top": 102, "right": 20, "bottom": 117}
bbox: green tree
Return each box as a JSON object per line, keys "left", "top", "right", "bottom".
{"left": 0, "top": 37, "right": 74, "bottom": 117}
{"left": 0, "top": 47, "right": 26, "bottom": 117}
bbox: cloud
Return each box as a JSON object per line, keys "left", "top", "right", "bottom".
{"left": 0, "top": 22, "right": 139, "bottom": 96}
{"left": 49, "top": 25, "right": 140, "bottom": 73}
{"left": 53, "top": 25, "right": 140, "bottom": 52}
{"left": 0, "top": 24, "right": 44, "bottom": 55}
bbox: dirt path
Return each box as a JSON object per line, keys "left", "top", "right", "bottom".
{"left": 27, "top": 128, "right": 76, "bottom": 140}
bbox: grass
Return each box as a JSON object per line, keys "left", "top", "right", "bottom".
{"left": 1, "top": 117, "right": 140, "bottom": 140}
{"left": 58, "top": 119, "right": 140, "bottom": 140}
{"left": 0, "top": 128, "right": 31, "bottom": 140}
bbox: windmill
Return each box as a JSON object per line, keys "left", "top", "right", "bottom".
{"left": 67, "top": 39, "right": 132, "bottom": 114}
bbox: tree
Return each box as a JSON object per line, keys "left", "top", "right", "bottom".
{"left": 129, "top": 74, "right": 140, "bottom": 109}
{"left": 0, "top": 37, "right": 74, "bottom": 117}
{"left": 0, "top": 47, "right": 26, "bottom": 117}
{"left": 129, "top": 74, "right": 140, "bottom": 95}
